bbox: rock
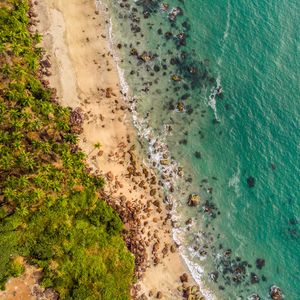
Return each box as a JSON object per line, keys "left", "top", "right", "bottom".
{"left": 139, "top": 293, "right": 148, "bottom": 300}
{"left": 140, "top": 52, "right": 153, "bottom": 62}
{"left": 41, "top": 59, "right": 51, "bottom": 68}
{"left": 256, "top": 258, "right": 265, "bottom": 269}
{"left": 130, "top": 48, "right": 138, "bottom": 56}
{"left": 250, "top": 272, "right": 259, "bottom": 284}
{"left": 153, "top": 200, "right": 160, "bottom": 207}
{"left": 247, "top": 176, "right": 255, "bottom": 188}
{"left": 106, "top": 171, "right": 114, "bottom": 181}
{"left": 180, "top": 273, "right": 189, "bottom": 283}
{"left": 149, "top": 290, "right": 154, "bottom": 297}
{"left": 160, "top": 159, "right": 169, "bottom": 166}
{"left": 156, "top": 291, "right": 163, "bottom": 299}
{"left": 70, "top": 107, "right": 84, "bottom": 127}
{"left": 106, "top": 87, "right": 113, "bottom": 98}
{"left": 177, "top": 101, "right": 184, "bottom": 112}
{"left": 153, "top": 242, "right": 159, "bottom": 252}
{"left": 269, "top": 286, "right": 283, "bottom": 300}
{"left": 162, "top": 245, "right": 168, "bottom": 256}
{"left": 150, "top": 189, "right": 157, "bottom": 196}
{"left": 153, "top": 257, "right": 160, "bottom": 265}
{"left": 171, "top": 74, "right": 182, "bottom": 81}
{"left": 194, "top": 151, "right": 202, "bottom": 159}
{"left": 170, "top": 245, "right": 176, "bottom": 253}
{"left": 188, "top": 194, "right": 200, "bottom": 206}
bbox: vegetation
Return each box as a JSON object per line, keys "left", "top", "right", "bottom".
{"left": 0, "top": 1, "right": 134, "bottom": 299}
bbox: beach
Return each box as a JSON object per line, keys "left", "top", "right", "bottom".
{"left": 27, "top": 0, "right": 201, "bottom": 299}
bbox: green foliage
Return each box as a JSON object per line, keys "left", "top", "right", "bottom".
{"left": 0, "top": 1, "right": 134, "bottom": 299}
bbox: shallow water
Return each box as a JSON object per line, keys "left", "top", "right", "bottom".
{"left": 101, "top": 0, "right": 300, "bottom": 298}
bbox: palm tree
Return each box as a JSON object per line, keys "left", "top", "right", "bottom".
{"left": 88, "top": 142, "right": 102, "bottom": 156}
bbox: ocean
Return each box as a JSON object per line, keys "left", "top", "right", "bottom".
{"left": 101, "top": 0, "right": 300, "bottom": 298}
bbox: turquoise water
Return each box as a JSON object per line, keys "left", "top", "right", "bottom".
{"left": 103, "top": 0, "right": 300, "bottom": 298}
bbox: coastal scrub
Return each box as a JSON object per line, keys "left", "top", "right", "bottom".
{"left": 0, "top": 1, "right": 134, "bottom": 299}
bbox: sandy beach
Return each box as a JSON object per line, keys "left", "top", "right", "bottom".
{"left": 14, "top": 0, "right": 204, "bottom": 299}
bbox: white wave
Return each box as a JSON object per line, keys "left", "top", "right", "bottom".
{"left": 208, "top": 76, "right": 222, "bottom": 120}
{"left": 208, "top": 0, "right": 231, "bottom": 120}
{"left": 228, "top": 164, "right": 241, "bottom": 197}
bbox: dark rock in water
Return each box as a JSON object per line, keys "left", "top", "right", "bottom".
{"left": 247, "top": 176, "right": 255, "bottom": 188}
{"left": 187, "top": 107, "right": 193, "bottom": 115}
{"left": 182, "top": 20, "right": 191, "bottom": 30}
{"left": 157, "top": 28, "right": 162, "bottom": 35}
{"left": 179, "top": 139, "right": 187, "bottom": 145}
{"left": 209, "top": 271, "right": 219, "bottom": 282}
{"left": 143, "top": 10, "right": 150, "bottom": 18}
{"left": 176, "top": 33, "right": 186, "bottom": 46}
{"left": 130, "top": 48, "right": 138, "bottom": 56}
{"left": 153, "top": 65, "right": 160, "bottom": 72}
{"left": 256, "top": 258, "right": 265, "bottom": 269}
{"left": 250, "top": 272, "right": 259, "bottom": 284}
{"left": 170, "top": 57, "right": 180, "bottom": 65}
{"left": 164, "top": 31, "right": 173, "bottom": 39}
{"left": 168, "top": 7, "right": 183, "bottom": 21}
{"left": 269, "top": 285, "right": 283, "bottom": 300}
{"left": 194, "top": 151, "right": 202, "bottom": 159}
{"left": 261, "top": 275, "right": 267, "bottom": 281}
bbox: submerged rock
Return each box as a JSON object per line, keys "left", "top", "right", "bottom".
{"left": 247, "top": 176, "right": 255, "bottom": 188}
{"left": 256, "top": 258, "right": 265, "bottom": 269}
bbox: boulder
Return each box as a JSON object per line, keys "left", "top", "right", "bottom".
{"left": 171, "top": 74, "right": 182, "bottom": 81}
{"left": 177, "top": 101, "right": 184, "bottom": 112}
{"left": 180, "top": 273, "right": 189, "bottom": 283}
{"left": 269, "top": 286, "right": 283, "bottom": 300}
{"left": 247, "top": 176, "right": 255, "bottom": 188}
{"left": 160, "top": 159, "right": 169, "bottom": 166}
{"left": 188, "top": 194, "right": 200, "bottom": 206}
{"left": 256, "top": 258, "right": 265, "bottom": 269}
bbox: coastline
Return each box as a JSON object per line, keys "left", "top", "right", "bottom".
{"left": 31, "top": 0, "right": 203, "bottom": 299}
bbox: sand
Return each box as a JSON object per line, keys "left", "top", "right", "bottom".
{"left": 1, "top": 0, "right": 203, "bottom": 299}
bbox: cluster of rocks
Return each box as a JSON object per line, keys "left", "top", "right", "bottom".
{"left": 31, "top": 285, "right": 59, "bottom": 300}
{"left": 40, "top": 57, "right": 52, "bottom": 77}
{"left": 136, "top": 273, "right": 205, "bottom": 300}
{"left": 28, "top": 1, "right": 39, "bottom": 29}
{"left": 70, "top": 107, "right": 84, "bottom": 134}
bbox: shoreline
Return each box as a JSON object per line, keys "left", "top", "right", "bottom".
{"left": 31, "top": 0, "right": 203, "bottom": 299}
